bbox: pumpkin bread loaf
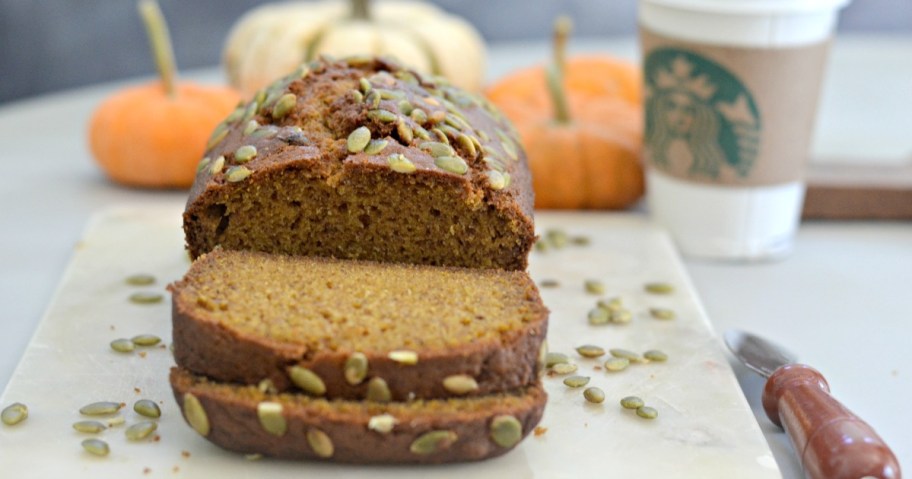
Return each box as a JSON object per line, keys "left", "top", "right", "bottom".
{"left": 170, "top": 248, "right": 549, "bottom": 401}
{"left": 171, "top": 367, "right": 546, "bottom": 463}
{"left": 184, "top": 56, "right": 534, "bottom": 271}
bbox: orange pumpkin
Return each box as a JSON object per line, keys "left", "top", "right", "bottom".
{"left": 486, "top": 17, "right": 644, "bottom": 209}
{"left": 89, "top": 0, "right": 239, "bottom": 188}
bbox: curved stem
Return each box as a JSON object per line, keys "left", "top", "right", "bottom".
{"left": 550, "top": 16, "right": 573, "bottom": 124}
{"left": 351, "top": 0, "right": 371, "bottom": 20}
{"left": 138, "top": 0, "right": 177, "bottom": 97}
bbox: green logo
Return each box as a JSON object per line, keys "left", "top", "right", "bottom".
{"left": 644, "top": 48, "right": 761, "bottom": 179}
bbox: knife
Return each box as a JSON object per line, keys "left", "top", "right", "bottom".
{"left": 724, "top": 330, "right": 901, "bottom": 479}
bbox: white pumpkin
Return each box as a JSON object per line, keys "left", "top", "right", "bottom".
{"left": 223, "top": 0, "right": 487, "bottom": 98}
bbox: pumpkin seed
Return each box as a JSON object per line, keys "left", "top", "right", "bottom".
{"left": 106, "top": 415, "right": 125, "bottom": 427}
{"left": 490, "top": 415, "right": 522, "bottom": 448}
{"left": 130, "top": 292, "right": 163, "bottom": 304}
{"left": 257, "top": 402, "right": 287, "bottom": 436}
{"left": 133, "top": 399, "right": 161, "bottom": 418}
{"left": 131, "top": 334, "right": 161, "bottom": 347}
{"left": 368, "top": 109, "right": 398, "bottom": 123}
{"left": 206, "top": 124, "right": 228, "bottom": 150}
{"left": 636, "top": 406, "right": 658, "bottom": 419}
{"left": 429, "top": 110, "right": 447, "bottom": 124}
{"left": 225, "top": 106, "right": 244, "bottom": 123}
{"left": 645, "top": 282, "right": 674, "bottom": 295}
{"left": 363, "top": 139, "right": 389, "bottom": 155}
{"left": 253, "top": 89, "right": 267, "bottom": 107}
{"left": 366, "top": 377, "right": 391, "bottom": 402}
{"left": 394, "top": 70, "right": 419, "bottom": 85}
{"left": 80, "top": 401, "right": 123, "bottom": 416}
{"left": 501, "top": 172, "right": 512, "bottom": 188}
{"left": 598, "top": 298, "right": 623, "bottom": 312}
{"left": 344, "top": 352, "right": 369, "bottom": 385}
{"left": 397, "top": 99, "right": 414, "bottom": 115}
{"left": 250, "top": 125, "right": 278, "bottom": 139}
{"left": 610, "top": 348, "right": 643, "bottom": 363}
{"left": 125, "top": 421, "right": 157, "bottom": 441}
{"left": 307, "top": 428, "right": 334, "bottom": 458}
{"left": 576, "top": 345, "right": 606, "bottom": 358}
{"left": 243, "top": 120, "right": 259, "bottom": 136}
{"left": 387, "top": 153, "right": 417, "bottom": 174}
{"left": 351, "top": 89, "right": 364, "bottom": 103}
{"left": 182, "top": 393, "right": 209, "bottom": 436}
{"left": 73, "top": 420, "right": 107, "bottom": 433}
{"left": 359, "top": 77, "right": 372, "bottom": 94}
{"left": 552, "top": 363, "right": 578, "bottom": 375}
{"left": 410, "top": 430, "right": 458, "bottom": 455}
{"left": 563, "top": 375, "right": 590, "bottom": 388}
{"left": 388, "top": 350, "right": 418, "bottom": 365}
{"left": 209, "top": 155, "right": 226, "bottom": 175}
{"left": 544, "top": 352, "right": 568, "bottom": 368}
{"left": 258, "top": 378, "right": 277, "bottom": 394}
{"left": 611, "top": 309, "right": 633, "bottom": 324}
{"left": 584, "top": 280, "right": 605, "bottom": 295}
{"left": 419, "top": 141, "right": 455, "bottom": 157}
{"left": 347, "top": 126, "right": 371, "bottom": 153}
{"left": 584, "top": 387, "right": 605, "bottom": 404}
{"left": 434, "top": 156, "right": 468, "bottom": 175}
{"left": 484, "top": 156, "right": 506, "bottom": 172}
{"left": 501, "top": 140, "right": 519, "bottom": 161}
{"left": 539, "top": 279, "right": 560, "bottom": 288}
{"left": 271, "top": 93, "right": 296, "bottom": 119}
{"left": 125, "top": 274, "right": 155, "bottom": 286}
{"left": 571, "top": 236, "right": 591, "bottom": 246}
{"left": 588, "top": 307, "right": 610, "bottom": 325}
{"left": 649, "top": 308, "right": 676, "bottom": 320}
{"left": 288, "top": 366, "right": 326, "bottom": 396}
{"left": 196, "top": 157, "right": 211, "bottom": 173}
{"left": 245, "top": 453, "right": 263, "bottom": 461}
{"left": 431, "top": 128, "right": 449, "bottom": 144}
{"left": 546, "top": 229, "right": 568, "bottom": 248}
{"left": 410, "top": 108, "right": 428, "bottom": 124}
{"left": 644, "top": 350, "right": 668, "bottom": 362}
{"left": 377, "top": 89, "right": 405, "bottom": 100}
{"left": 345, "top": 55, "right": 372, "bottom": 67}
{"left": 537, "top": 341, "right": 548, "bottom": 373}
{"left": 604, "top": 357, "right": 630, "bottom": 372}
{"left": 442, "top": 374, "right": 479, "bottom": 395}
{"left": 81, "top": 438, "right": 110, "bottom": 457}
{"left": 365, "top": 90, "right": 381, "bottom": 108}
{"left": 413, "top": 124, "right": 431, "bottom": 140}
{"left": 234, "top": 145, "right": 257, "bottom": 163}
{"left": 241, "top": 101, "right": 258, "bottom": 123}
{"left": 367, "top": 414, "right": 398, "bottom": 434}
{"left": 456, "top": 133, "right": 477, "bottom": 158}
{"left": 486, "top": 170, "right": 507, "bottom": 190}
{"left": 1, "top": 403, "right": 27, "bottom": 426}
{"left": 396, "top": 119, "right": 414, "bottom": 143}
{"left": 110, "top": 338, "right": 135, "bottom": 353}
{"left": 444, "top": 114, "right": 466, "bottom": 131}
{"left": 225, "top": 166, "right": 252, "bottom": 182}
{"left": 478, "top": 129, "right": 490, "bottom": 142}
{"left": 620, "top": 396, "right": 644, "bottom": 409}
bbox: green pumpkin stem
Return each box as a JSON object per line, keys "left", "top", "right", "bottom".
{"left": 138, "top": 0, "right": 177, "bottom": 97}
{"left": 351, "top": 0, "right": 371, "bottom": 20}
{"left": 549, "top": 16, "right": 573, "bottom": 124}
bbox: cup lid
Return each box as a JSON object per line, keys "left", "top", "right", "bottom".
{"left": 640, "top": 0, "right": 852, "bottom": 15}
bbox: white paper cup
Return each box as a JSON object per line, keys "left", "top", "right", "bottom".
{"left": 639, "top": 0, "right": 851, "bottom": 260}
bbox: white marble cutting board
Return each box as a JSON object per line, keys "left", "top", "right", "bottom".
{"left": 0, "top": 207, "right": 780, "bottom": 478}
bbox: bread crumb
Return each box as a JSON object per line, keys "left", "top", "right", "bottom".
{"left": 181, "top": 450, "right": 191, "bottom": 458}
{"left": 593, "top": 366, "right": 602, "bottom": 371}
{"left": 134, "top": 387, "right": 141, "bottom": 394}
{"left": 173, "top": 466, "right": 180, "bottom": 473}
{"left": 533, "top": 426, "right": 548, "bottom": 437}
{"left": 139, "top": 351, "right": 148, "bottom": 358}
{"left": 154, "top": 434, "right": 161, "bottom": 442}
{"left": 143, "top": 468, "right": 151, "bottom": 475}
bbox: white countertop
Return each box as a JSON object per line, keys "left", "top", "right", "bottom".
{"left": 1, "top": 36, "right": 909, "bottom": 476}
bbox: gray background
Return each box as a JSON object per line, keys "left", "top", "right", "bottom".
{"left": 1, "top": 0, "right": 910, "bottom": 104}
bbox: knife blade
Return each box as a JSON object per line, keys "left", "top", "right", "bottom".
{"left": 724, "top": 330, "right": 901, "bottom": 479}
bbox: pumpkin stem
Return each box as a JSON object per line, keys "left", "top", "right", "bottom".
{"left": 351, "top": 0, "right": 371, "bottom": 20}
{"left": 138, "top": 0, "right": 177, "bottom": 97}
{"left": 549, "top": 16, "right": 573, "bottom": 124}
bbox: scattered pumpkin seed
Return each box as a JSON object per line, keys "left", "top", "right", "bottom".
{"left": 363, "top": 139, "right": 389, "bottom": 155}
{"left": 125, "top": 274, "right": 155, "bottom": 286}
{"left": 571, "top": 236, "right": 591, "bottom": 246}
{"left": 396, "top": 119, "right": 414, "bottom": 143}
{"left": 610, "top": 348, "right": 643, "bottom": 362}
{"left": 576, "top": 345, "right": 606, "bottom": 358}
{"left": 271, "top": 93, "right": 296, "bottom": 119}
{"left": 182, "top": 393, "right": 209, "bottom": 436}
{"left": 442, "top": 374, "right": 479, "bottom": 395}
{"left": 81, "top": 438, "right": 110, "bottom": 457}
{"left": 73, "top": 420, "right": 107, "bottom": 434}
{"left": 490, "top": 415, "right": 522, "bottom": 448}
{"left": 434, "top": 156, "right": 468, "bottom": 175}
{"left": 257, "top": 402, "right": 287, "bottom": 437}
{"left": 366, "top": 377, "right": 391, "bottom": 402}
{"left": 359, "top": 77, "right": 372, "bottom": 94}
{"left": 307, "top": 428, "right": 334, "bottom": 458}
{"left": 539, "top": 279, "right": 560, "bottom": 288}
{"left": 106, "top": 415, "right": 125, "bottom": 427}
{"left": 604, "top": 357, "right": 630, "bottom": 372}
{"left": 388, "top": 350, "right": 418, "bottom": 365}
{"left": 636, "top": 406, "right": 658, "bottom": 419}
{"left": 588, "top": 307, "right": 610, "bottom": 325}
{"left": 584, "top": 387, "right": 606, "bottom": 404}
{"left": 410, "top": 430, "right": 458, "bottom": 455}
{"left": 196, "top": 157, "right": 211, "bottom": 173}
{"left": 645, "top": 282, "right": 674, "bottom": 295}
{"left": 367, "top": 414, "right": 398, "bottom": 434}
{"left": 131, "top": 334, "right": 161, "bottom": 347}
{"left": 368, "top": 109, "right": 398, "bottom": 123}
{"left": 534, "top": 240, "right": 548, "bottom": 253}
{"left": 419, "top": 141, "right": 454, "bottom": 157}
{"left": 544, "top": 352, "right": 569, "bottom": 368}
{"left": 537, "top": 341, "right": 548, "bottom": 373}
{"left": 80, "top": 402, "right": 123, "bottom": 416}
{"left": 598, "top": 297, "right": 623, "bottom": 312}
{"left": 208, "top": 156, "right": 225, "bottom": 175}
{"left": 344, "top": 352, "right": 369, "bottom": 385}
{"left": 611, "top": 309, "right": 633, "bottom": 324}
{"left": 650, "top": 308, "right": 676, "bottom": 320}
{"left": 644, "top": 350, "right": 668, "bottom": 362}
{"left": 133, "top": 399, "right": 161, "bottom": 419}
{"left": 1, "top": 403, "right": 27, "bottom": 426}
{"left": 584, "top": 280, "right": 605, "bottom": 295}
{"left": 563, "top": 376, "right": 590, "bottom": 388}
{"left": 225, "top": 165, "right": 252, "bottom": 182}
{"left": 546, "top": 229, "right": 568, "bottom": 248}
{"left": 486, "top": 170, "right": 507, "bottom": 190}
{"left": 288, "top": 366, "right": 326, "bottom": 396}
{"left": 234, "top": 145, "right": 257, "bottom": 163}
{"left": 129, "top": 292, "right": 163, "bottom": 304}
{"left": 110, "top": 338, "right": 135, "bottom": 353}
{"left": 245, "top": 453, "right": 263, "bottom": 461}
{"left": 620, "top": 396, "right": 644, "bottom": 409}
{"left": 206, "top": 124, "right": 229, "bottom": 150}
{"left": 552, "top": 363, "right": 578, "bottom": 375}
{"left": 347, "top": 126, "right": 371, "bottom": 153}
{"left": 125, "top": 420, "right": 158, "bottom": 441}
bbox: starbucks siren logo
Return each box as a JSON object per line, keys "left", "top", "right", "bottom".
{"left": 645, "top": 49, "right": 761, "bottom": 180}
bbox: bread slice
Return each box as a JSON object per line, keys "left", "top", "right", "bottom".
{"left": 171, "top": 367, "right": 546, "bottom": 463}
{"left": 170, "top": 249, "right": 549, "bottom": 401}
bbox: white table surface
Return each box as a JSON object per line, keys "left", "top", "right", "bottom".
{"left": 1, "top": 35, "right": 910, "bottom": 477}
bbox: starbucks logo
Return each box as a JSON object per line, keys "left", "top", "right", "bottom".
{"left": 644, "top": 49, "right": 761, "bottom": 180}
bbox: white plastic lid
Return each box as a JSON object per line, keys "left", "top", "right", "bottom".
{"left": 640, "top": 0, "right": 852, "bottom": 15}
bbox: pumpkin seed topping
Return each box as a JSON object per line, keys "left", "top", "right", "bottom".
{"left": 344, "top": 352, "right": 369, "bottom": 385}
{"left": 347, "top": 126, "right": 372, "bottom": 153}
{"left": 272, "top": 93, "right": 297, "bottom": 119}
{"left": 620, "top": 396, "right": 645, "bottom": 409}
{"left": 364, "top": 139, "right": 389, "bottom": 155}
{"left": 537, "top": 341, "right": 548, "bottom": 373}
{"left": 126, "top": 274, "right": 155, "bottom": 286}
{"left": 396, "top": 119, "right": 414, "bottom": 143}
{"left": 414, "top": 124, "right": 431, "bottom": 140}
{"left": 490, "top": 415, "right": 522, "bottom": 448}
{"left": 434, "top": 156, "right": 468, "bottom": 175}
{"left": 377, "top": 89, "right": 405, "bottom": 100}
{"left": 644, "top": 350, "right": 668, "bottom": 362}
{"left": 388, "top": 350, "right": 418, "bottom": 365}
{"left": 258, "top": 378, "right": 277, "bottom": 394}
{"left": 133, "top": 399, "right": 161, "bottom": 418}
{"left": 604, "top": 357, "right": 630, "bottom": 372}
{"left": 257, "top": 402, "right": 287, "bottom": 436}
{"left": 368, "top": 109, "right": 398, "bottom": 123}
{"left": 196, "top": 157, "right": 211, "bottom": 173}
{"left": 351, "top": 89, "right": 364, "bottom": 103}
{"left": 73, "top": 420, "right": 107, "bottom": 434}
{"left": 397, "top": 99, "right": 414, "bottom": 115}
{"left": 419, "top": 141, "right": 455, "bottom": 157}
{"left": 253, "top": 90, "right": 267, "bottom": 107}
{"left": 429, "top": 110, "right": 447, "bottom": 124}
{"left": 110, "top": 338, "right": 135, "bottom": 353}
{"left": 125, "top": 421, "right": 157, "bottom": 441}
{"left": 645, "top": 282, "right": 674, "bottom": 295}
{"left": 359, "top": 77, "right": 372, "bottom": 94}
{"left": 410, "top": 108, "right": 428, "bottom": 124}
{"left": 366, "top": 377, "right": 392, "bottom": 402}
{"left": 80, "top": 401, "right": 123, "bottom": 416}
{"left": 250, "top": 125, "right": 278, "bottom": 139}
{"left": 367, "top": 414, "right": 398, "bottom": 434}
{"left": 576, "top": 345, "right": 606, "bottom": 358}
{"left": 552, "top": 363, "right": 578, "bottom": 375}
{"left": 288, "top": 366, "right": 326, "bottom": 396}
{"left": 209, "top": 156, "right": 225, "bottom": 175}
{"left": 182, "top": 393, "right": 209, "bottom": 436}
{"left": 394, "top": 70, "right": 419, "bottom": 84}
{"left": 345, "top": 55, "right": 372, "bottom": 67}
{"left": 1, "top": 403, "right": 27, "bottom": 426}
{"left": 387, "top": 153, "right": 417, "bottom": 174}
{"left": 81, "top": 438, "right": 110, "bottom": 457}
{"left": 544, "top": 352, "right": 569, "bottom": 368}
{"left": 234, "top": 145, "right": 257, "bottom": 163}
{"left": 584, "top": 280, "right": 605, "bottom": 295}
{"left": 650, "top": 308, "right": 676, "bottom": 320}
{"left": 131, "top": 334, "right": 161, "bottom": 347}
{"left": 442, "top": 374, "right": 479, "bottom": 395}
{"left": 365, "top": 90, "right": 381, "bottom": 108}
{"left": 457, "top": 133, "right": 477, "bottom": 158}
{"left": 243, "top": 120, "right": 259, "bottom": 136}
{"left": 206, "top": 124, "right": 229, "bottom": 150}
{"left": 307, "top": 428, "right": 334, "bottom": 457}
{"left": 410, "top": 430, "right": 458, "bottom": 455}
{"left": 431, "top": 128, "right": 449, "bottom": 144}
{"left": 486, "top": 170, "right": 507, "bottom": 190}
{"left": 563, "top": 375, "right": 590, "bottom": 388}
{"left": 636, "top": 406, "right": 659, "bottom": 419}
{"left": 225, "top": 165, "right": 252, "bottom": 182}
{"left": 584, "top": 387, "right": 606, "bottom": 404}
{"left": 225, "top": 106, "right": 244, "bottom": 123}
{"left": 241, "top": 102, "right": 258, "bottom": 123}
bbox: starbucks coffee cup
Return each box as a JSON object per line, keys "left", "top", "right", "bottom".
{"left": 639, "top": 0, "right": 851, "bottom": 260}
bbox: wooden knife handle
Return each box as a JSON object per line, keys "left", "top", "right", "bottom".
{"left": 762, "top": 364, "right": 901, "bottom": 479}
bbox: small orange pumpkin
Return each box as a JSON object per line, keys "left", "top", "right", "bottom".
{"left": 486, "top": 17, "right": 644, "bottom": 209}
{"left": 89, "top": 0, "right": 240, "bottom": 188}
